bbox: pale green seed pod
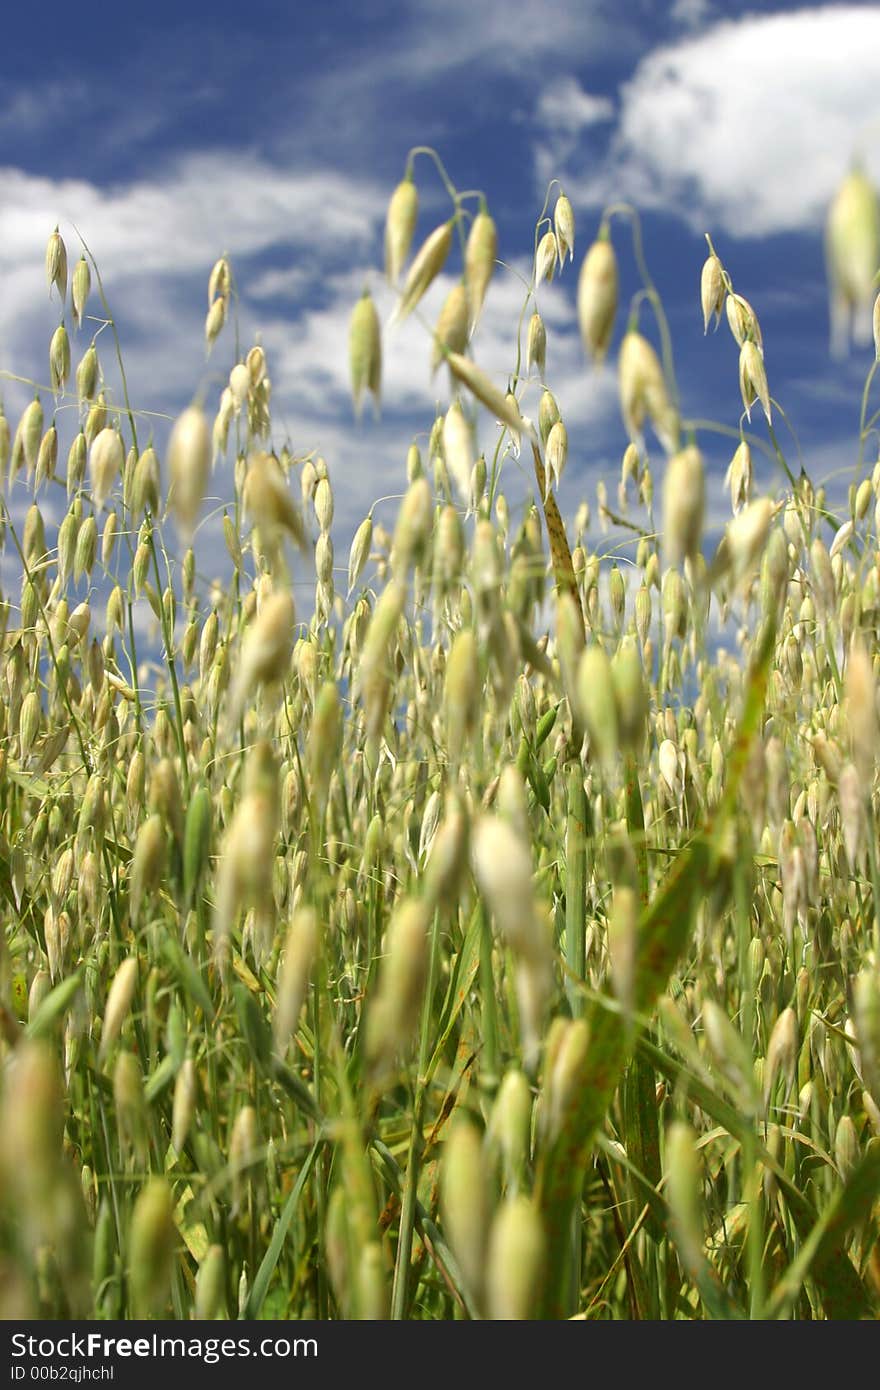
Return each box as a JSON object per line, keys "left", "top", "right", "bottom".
{"left": 664, "top": 1120, "right": 704, "bottom": 1270}
{"left": 526, "top": 311, "right": 547, "bottom": 377}
{"left": 433, "top": 504, "right": 463, "bottom": 590}
{"left": 18, "top": 689, "right": 40, "bottom": 762}
{"left": 472, "top": 814, "right": 548, "bottom": 971}
{"left": 577, "top": 644, "right": 618, "bottom": 772}
{"left": 663, "top": 446, "right": 705, "bottom": 567}
{"left": 45, "top": 227, "right": 67, "bottom": 301}
{"left": 73, "top": 514, "right": 97, "bottom": 582}
{"left": 229, "top": 588, "right": 296, "bottom": 722}
{"left": 619, "top": 330, "right": 677, "bottom": 453}
{"left": 71, "top": 256, "right": 90, "bottom": 329}
{"left": 432, "top": 281, "right": 469, "bottom": 372}
{"left": 132, "top": 446, "right": 161, "bottom": 518}
{"left": 443, "top": 399, "right": 474, "bottom": 504}
{"left": 726, "top": 292, "right": 762, "bottom": 350}
{"left": 578, "top": 232, "right": 618, "bottom": 362}
{"left": 384, "top": 175, "right": 418, "bottom": 283}
{"left": 243, "top": 451, "right": 306, "bottom": 549}
{"left": 764, "top": 1005, "right": 798, "bottom": 1110}
{"left": 545, "top": 419, "right": 568, "bottom": 494}
{"left": 198, "top": 610, "right": 219, "bottom": 685}
{"left": 49, "top": 323, "right": 71, "bottom": 391}
{"left": 149, "top": 757, "right": 183, "bottom": 841}
{"left": 845, "top": 638, "right": 878, "bottom": 781}
{"left": 392, "top": 477, "right": 433, "bottom": 577}
{"left": 84, "top": 392, "right": 107, "bottom": 446}
{"left": 349, "top": 290, "right": 382, "bottom": 419}
{"left": 700, "top": 253, "right": 725, "bottom": 332}
{"left": 739, "top": 339, "right": 771, "bottom": 422}
{"left": 171, "top": 1058, "right": 197, "bottom": 1154}
{"left": 99, "top": 958, "right": 138, "bottom": 1062}
{"left": 486, "top": 1197, "right": 546, "bottom": 1320}
{"left": 23, "top": 502, "right": 47, "bottom": 566}
{"left": 392, "top": 218, "right": 454, "bottom": 325}
{"left": 1, "top": 1040, "right": 65, "bottom": 1214}
{"left": 611, "top": 636, "right": 648, "bottom": 753}
{"left": 76, "top": 346, "right": 99, "bottom": 402}
{"left": 274, "top": 907, "right": 318, "bottom": 1053}
{"left": 28, "top": 970, "right": 51, "bottom": 1023}
{"left": 538, "top": 388, "right": 560, "bottom": 445}
{"left": 128, "top": 1178, "right": 175, "bottom": 1318}
{"left": 33, "top": 425, "right": 57, "bottom": 492}
{"left": 446, "top": 353, "right": 524, "bottom": 440}
{"left": 168, "top": 405, "right": 210, "bottom": 538}
{"left": 702, "top": 998, "right": 756, "bottom": 1105}
{"left": 827, "top": 168, "right": 880, "bottom": 354}
{"left": 89, "top": 427, "right": 124, "bottom": 511}
{"left": 853, "top": 968, "right": 880, "bottom": 1103}
{"left": 535, "top": 229, "right": 558, "bottom": 283}
{"left": 66, "top": 431, "right": 87, "bottom": 495}
{"left": 19, "top": 397, "right": 44, "bottom": 472}
{"left": 229, "top": 1105, "right": 259, "bottom": 1206}
{"left": 635, "top": 583, "right": 652, "bottom": 645}
{"left": 365, "top": 898, "right": 429, "bottom": 1074}
{"left": 464, "top": 208, "right": 498, "bottom": 331}
{"left": 194, "top": 1244, "right": 226, "bottom": 1320}
{"left": 542, "top": 1019, "right": 590, "bottom": 1143}
{"left": 834, "top": 1114, "right": 859, "bottom": 1180}
{"left": 114, "top": 1051, "right": 147, "bottom": 1162}
{"left": 315, "top": 532, "right": 334, "bottom": 587}
{"left": 204, "top": 294, "right": 227, "bottom": 350}
{"left": 487, "top": 1068, "right": 533, "bottom": 1190}
{"left": 129, "top": 814, "right": 166, "bottom": 923}
{"left": 356, "top": 1242, "right": 388, "bottom": 1320}
{"left": 308, "top": 681, "right": 341, "bottom": 813}
{"left": 346, "top": 513, "right": 373, "bottom": 597}
{"left": 554, "top": 193, "right": 575, "bottom": 263}
{"left": 178, "top": 786, "right": 210, "bottom": 909}
{"left": 359, "top": 580, "right": 406, "bottom": 741}
{"left": 441, "top": 1120, "right": 489, "bottom": 1305}
{"left": 423, "top": 793, "right": 469, "bottom": 913}
{"left": 445, "top": 629, "right": 479, "bottom": 766}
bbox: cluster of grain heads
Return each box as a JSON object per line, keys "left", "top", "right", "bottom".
{"left": 5, "top": 162, "right": 880, "bottom": 1322}
{"left": 206, "top": 255, "right": 232, "bottom": 351}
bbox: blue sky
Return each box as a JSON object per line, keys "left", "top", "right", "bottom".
{"left": 2, "top": 0, "right": 880, "bottom": 608}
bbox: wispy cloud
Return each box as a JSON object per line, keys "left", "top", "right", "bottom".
{"left": 535, "top": 5, "right": 880, "bottom": 237}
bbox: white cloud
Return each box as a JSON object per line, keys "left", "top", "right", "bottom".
{"left": 536, "top": 79, "right": 614, "bottom": 137}
{"left": 669, "top": 0, "right": 712, "bottom": 32}
{"left": 550, "top": 6, "right": 880, "bottom": 238}
{"left": 0, "top": 154, "right": 620, "bottom": 594}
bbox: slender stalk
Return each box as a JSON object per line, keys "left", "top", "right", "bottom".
{"left": 390, "top": 907, "right": 443, "bottom": 1320}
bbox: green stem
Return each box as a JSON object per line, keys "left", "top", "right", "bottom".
{"left": 390, "top": 906, "right": 443, "bottom": 1319}
{"left": 145, "top": 519, "right": 191, "bottom": 797}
